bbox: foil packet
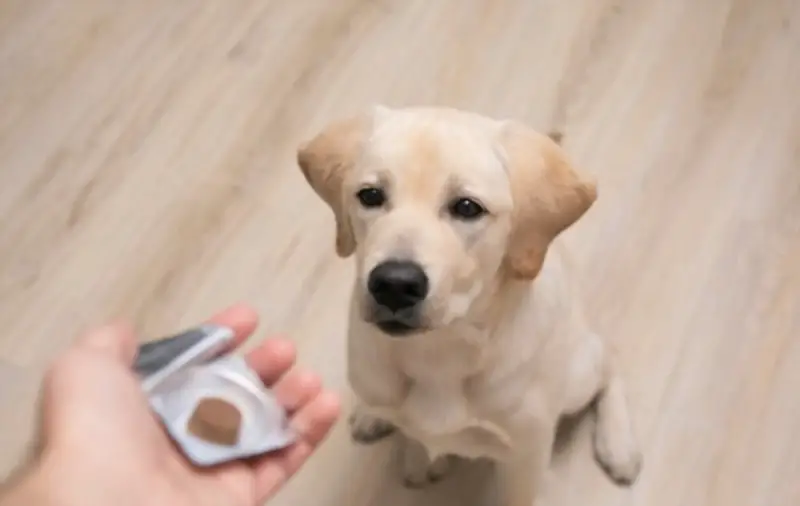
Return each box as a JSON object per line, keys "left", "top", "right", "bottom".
{"left": 135, "top": 325, "right": 295, "bottom": 467}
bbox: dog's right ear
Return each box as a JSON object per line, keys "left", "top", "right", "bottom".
{"left": 297, "top": 111, "right": 378, "bottom": 257}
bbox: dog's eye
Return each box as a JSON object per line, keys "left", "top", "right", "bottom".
{"left": 356, "top": 187, "right": 386, "bottom": 208}
{"left": 449, "top": 198, "right": 487, "bottom": 220}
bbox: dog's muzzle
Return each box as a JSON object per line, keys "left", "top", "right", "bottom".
{"left": 365, "top": 259, "right": 428, "bottom": 336}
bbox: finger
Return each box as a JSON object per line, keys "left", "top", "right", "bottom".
{"left": 76, "top": 322, "right": 138, "bottom": 365}
{"left": 204, "top": 303, "right": 260, "bottom": 350}
{"left": 252, "top": 391, "right": 341, "bottom": 500}
{"left": 287, "top": 390, "right": 341, "bottom": 447}
{"left": 244, "top": 339, "right": 296, "bottom": 386}
{"left": 270, "top": 368, "right": 322, "bottom": 414}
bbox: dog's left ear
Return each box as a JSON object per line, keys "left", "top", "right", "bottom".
{"left": 499, "top": 121, "right": 597, "bottom": 280}
{"left": 297, "top": 111, "right": 378, "bottom": 257}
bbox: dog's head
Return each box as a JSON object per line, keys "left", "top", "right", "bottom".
{"left": 298, "top": 106, "right": 596, "bottom": 337}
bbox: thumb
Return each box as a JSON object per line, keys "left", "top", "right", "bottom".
{"left": 75, "top": 323, "right": 138, "bottom": 365}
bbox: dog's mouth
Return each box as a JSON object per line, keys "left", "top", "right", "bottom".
{"left": 374, "top": 319, "right": 419, "bottom": 337}
{"left": 364, "top": 304, "right": 427, "bottom": 337}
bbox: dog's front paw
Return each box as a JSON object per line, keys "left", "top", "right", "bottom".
{"left": 401, "top": 438, "right": 451, "bottom": 489}
{"left": 348, "top": 408, "right": 396, "bottom": 444}
{"left": 402, "top": 456, "right": 451, "bottom": 489}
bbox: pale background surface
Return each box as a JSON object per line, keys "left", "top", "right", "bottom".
{"left": 0, "top": 1, "right": 799, "bottom": 505}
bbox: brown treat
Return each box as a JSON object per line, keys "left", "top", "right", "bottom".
{"left": 187, "top": 397, "right": 242, "bottom": 446}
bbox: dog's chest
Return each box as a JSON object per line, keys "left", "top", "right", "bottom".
{"left": 396, "top": 380, "right": 514, "bottom": 461}
{"left": 390, "top": 338, "right": 514, "bottom": 460}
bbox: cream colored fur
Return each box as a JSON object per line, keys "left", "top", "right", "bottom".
{"left": 297, "top": 105, "right": 642, "bottom": 505}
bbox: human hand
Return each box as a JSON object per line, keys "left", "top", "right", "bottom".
{"left": 2, "top": 304, "right": 340, "bottom": 506}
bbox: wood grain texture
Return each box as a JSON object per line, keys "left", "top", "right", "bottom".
{"left": 1, "top": 0, "right": 798, "bottom": 505}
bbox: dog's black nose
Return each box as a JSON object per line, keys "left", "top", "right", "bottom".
{"left": 367, "top": 260, "right": 429, "bottom": 312}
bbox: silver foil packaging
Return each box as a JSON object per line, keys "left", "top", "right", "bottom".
{"left": 135, "top": 325, "right": 294, "bottom": 467}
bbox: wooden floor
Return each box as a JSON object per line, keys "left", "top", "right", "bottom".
{"left": 1, "top": 0, "right": 799, "bottom": 504}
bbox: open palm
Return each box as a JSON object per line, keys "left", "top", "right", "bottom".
{"left": 34, "top": 305, "right": 340, "bottom": 506}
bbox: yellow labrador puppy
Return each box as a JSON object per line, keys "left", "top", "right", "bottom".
{"left": 297, "top": 106, "right": 642, "bottom": 505}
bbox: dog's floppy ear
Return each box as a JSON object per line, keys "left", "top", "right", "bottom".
{"left": 499, "top": 121, "right": 597, "bottom": 279}
{"left": 297, "top": 111, "right": 377, "bottom": 257}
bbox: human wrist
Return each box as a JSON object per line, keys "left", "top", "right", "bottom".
{"left": 1, "top": 452, "right": 168, "bottom": 506}
{"left": 0, "top": 461, "right": 58, "bottom": 506}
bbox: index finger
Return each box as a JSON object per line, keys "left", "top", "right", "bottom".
{"left": 204, "top": 304, "right": 298, "bottom": 385}
{"left": 203, "top": 303, "right": 260, "bottom": 350}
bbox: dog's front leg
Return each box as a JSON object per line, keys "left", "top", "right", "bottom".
{"left": 348, "top": 328, "right": 406, "bottom": 444}
{"left": 497, "top": 424, "right": 555, "bottom": 506}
